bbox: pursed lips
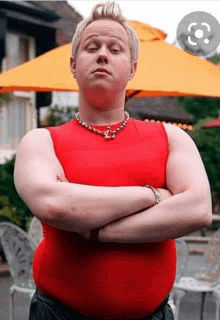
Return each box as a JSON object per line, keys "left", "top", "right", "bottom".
{"left": 93, "top": 68, "right": 110, "bottom": 74}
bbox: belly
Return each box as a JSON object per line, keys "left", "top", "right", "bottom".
{"left": 33, "top": 225, "right": 176, "bottom": 319}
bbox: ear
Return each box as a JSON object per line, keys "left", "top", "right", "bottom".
{"left": 129, "top": 61, "right": 137, "bottom": 81}
{"left": 70, "top": 56, "right": 76, "bottom": 76}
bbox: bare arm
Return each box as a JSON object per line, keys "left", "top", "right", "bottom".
{"left": 14, "top": 128, "right": 170, "bottom": 232}
{"left": 96, "top": 124, "right": 212, "bottom": 243}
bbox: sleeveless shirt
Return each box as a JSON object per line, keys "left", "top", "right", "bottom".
{"left": 32, "top": 117, "right": 176, "bottom": 319}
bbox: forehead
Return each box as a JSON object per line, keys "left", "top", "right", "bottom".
{"left": 81, "top": 19, "right": 129, "bottom": 44}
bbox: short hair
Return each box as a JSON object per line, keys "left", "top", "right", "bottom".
{"left": 71, "top": 1, "right": 140, "bottom": 65}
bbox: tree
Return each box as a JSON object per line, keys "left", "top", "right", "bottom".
{"left": 0, "top": 155, "right": 33, "bottom": 231}
{"left": 194, "top": 128, "right": 220, "bottom": 208}
{"left": 0, "top": 93, "right": 12, "bottom": 106}
{"left": 173, "top": 96, "right": 219, "bottom": 124}
{"left": 40, "top": 105, "right": 79, "bottom": 127}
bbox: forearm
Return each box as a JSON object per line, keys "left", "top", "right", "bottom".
{"left": 41, "top": 181, "right": 156, "bottom": 232}
{"left": 98, "top": 190, "right": 212, "bottom": 243}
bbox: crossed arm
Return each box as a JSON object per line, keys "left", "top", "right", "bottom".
{"left": 78, "top": 124, "right": 212, "bottom": 242}
{"left": 14, "top": 124, "right": 212, "bottom": 243}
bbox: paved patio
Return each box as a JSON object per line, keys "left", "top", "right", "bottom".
{"left": 0, "top": 274, "right": 31, "bottom": 320}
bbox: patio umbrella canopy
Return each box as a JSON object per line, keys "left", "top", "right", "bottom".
{"left": 1, "top": 20, "right": 220, "bottom": 97}
{"left": 202, "top": 117, "right": 220, "bottom": 128}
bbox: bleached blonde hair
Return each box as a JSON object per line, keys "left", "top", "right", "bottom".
{"left": 71, "top": 1, "right": 140, "bottom": 65}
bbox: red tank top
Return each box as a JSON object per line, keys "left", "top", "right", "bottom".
{"left": 32, "top": 117, "right": 176, "bottom": 319}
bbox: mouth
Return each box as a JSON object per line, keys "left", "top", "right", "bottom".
{"left": 93, "top": 68, "right": 110, "bottom": 74}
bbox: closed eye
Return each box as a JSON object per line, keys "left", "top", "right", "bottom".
{"left": 111, "top": 48, "right": 120, "bottom": 54}
{"left": 88, "top": 47, "right": 98, "bottom": 52}
{"left": 86, "top": 43, "right": 121, "bottom": 54}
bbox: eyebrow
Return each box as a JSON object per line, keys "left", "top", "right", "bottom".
{"left": 84, "top": 34, "right": 125, "bottom": 44}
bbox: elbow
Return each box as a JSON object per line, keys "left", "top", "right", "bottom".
{"left": 184, "top": 187, "right": 212, "bottom": 230}
{"left": 201, "top": 208, "right": 213, "bottom": 228}
{"left": 195, "top": 198, "right": 213, "bottom": 229}
{"left": 198, "top": 212, "right": 212, "bottom": 229}
{"left": 45, "top": 200, "right": 93, "bottom": 232}
{"left": 34, "top": 200, "right": 56, "bottom": 225}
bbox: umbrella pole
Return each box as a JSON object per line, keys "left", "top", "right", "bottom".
{"left": 200, "top": 292, "right": 206, "bottom": 320}
{"left": 125, "top": 90, "right": 141, "bottom": 103}
{"left": 36, "top": 107, "right": 40, "bottom": 128}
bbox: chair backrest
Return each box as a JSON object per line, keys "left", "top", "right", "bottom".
{"left": 0, "top": 222, "right": 37, "bottom": 290}
{"left": 175, "top": 238, "right": 189, "bottom": 283}
{"left": 28, "top": 216, "right": 43, "bottom": 245}
{"left": 196, "top": 228, "right": 220, "bottom": 287}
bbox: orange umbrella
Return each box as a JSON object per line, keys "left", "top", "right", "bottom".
{"left": 1, "top": 20, "right": 220, "bottom": 98}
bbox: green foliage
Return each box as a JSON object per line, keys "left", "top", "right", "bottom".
{"left": 0, "top": 93, "right": 13, "bottom": 105}
{"left": 42, "top": 105, "right": 79, "bottom": 127}
{"left": 173, "top": 96, "right": 220, "bottom": 123}
{"left": 0, "top": 155, "right": 33, "bottom": 231}
{"left": 187, "top": 117, "right": 215, "bottom": 140}
{"left": 0, "top": 65, "right": 13, "bottom": 108}
{"left": 193, "top": 128, "right": 220, "bottom": 202}
{"left": 207, "top": 56, "right": 220, "bottom": 65}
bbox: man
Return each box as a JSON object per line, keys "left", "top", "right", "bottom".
{"left": 14, "top": 2, "right": 212, "bottom": 319}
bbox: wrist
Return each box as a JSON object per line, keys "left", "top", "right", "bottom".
{"left": 139, "top": 186, "right": 156, "bottom": 208}
{"left": 144, "top": 185, "right": 161, "bottom": 206}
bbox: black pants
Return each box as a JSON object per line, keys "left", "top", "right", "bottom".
{"left": 29, "top": 289, "right": 174, "bottom": 320}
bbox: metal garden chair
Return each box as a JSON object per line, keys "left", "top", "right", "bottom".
{"left": 168, "top": 238, "right": 189, "bottom": 320}
{"left": 0, "top": 222, "right": 37, "bottom": 320}
{"left": 28, "top": 216, "right": 43, "bottom": 245}
{"left": 173, "top": 229, "right": 220, "bottom": 320}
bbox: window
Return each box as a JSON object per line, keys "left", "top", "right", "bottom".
{"left": 5, "top": 33, "right": 31, "bottom": 70}
{"left": 0, "top": 31, "right": 36, "bottom": 162}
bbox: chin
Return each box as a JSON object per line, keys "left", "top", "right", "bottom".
{"left": 88, "top": 84, "right": 111, "bottom": 93}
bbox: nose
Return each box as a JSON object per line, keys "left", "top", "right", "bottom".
{"left": 96, "top": 46, "right": 109, "bottom": 64}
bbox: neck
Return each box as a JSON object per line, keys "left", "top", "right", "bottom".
{"left": 78, "top": 90, "right": 126, "bottom": 125}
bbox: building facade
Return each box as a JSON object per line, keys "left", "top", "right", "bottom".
{"left": 0, "top": 0, "right": 82, "bottom": 164}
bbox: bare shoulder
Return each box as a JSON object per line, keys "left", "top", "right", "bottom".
{"left": 163, "top": 123, "right": 191, "bottom": 139}
{"left": 162, "top": 123, "right": 196, "bottom": 149}
{"left": 16, "top": 128, "right": 66, "bottom": 181}
{"left": 19, "top": 127, "right": 53, "bottom": 146}
{"left": 18, "top": 127, "right": 56, "bottom": 156}
{"left": 162, "top": 124, "right": 211, "bottom": 197}
{"left": 14, "top": 128, "right": 68, "bottom": 219}
{"left": 18, "top": 128, "right": 57, "bottom": 163}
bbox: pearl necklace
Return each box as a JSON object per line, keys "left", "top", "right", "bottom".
{"left": 75, "top": 111, "right": 130, "bottom": 140}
